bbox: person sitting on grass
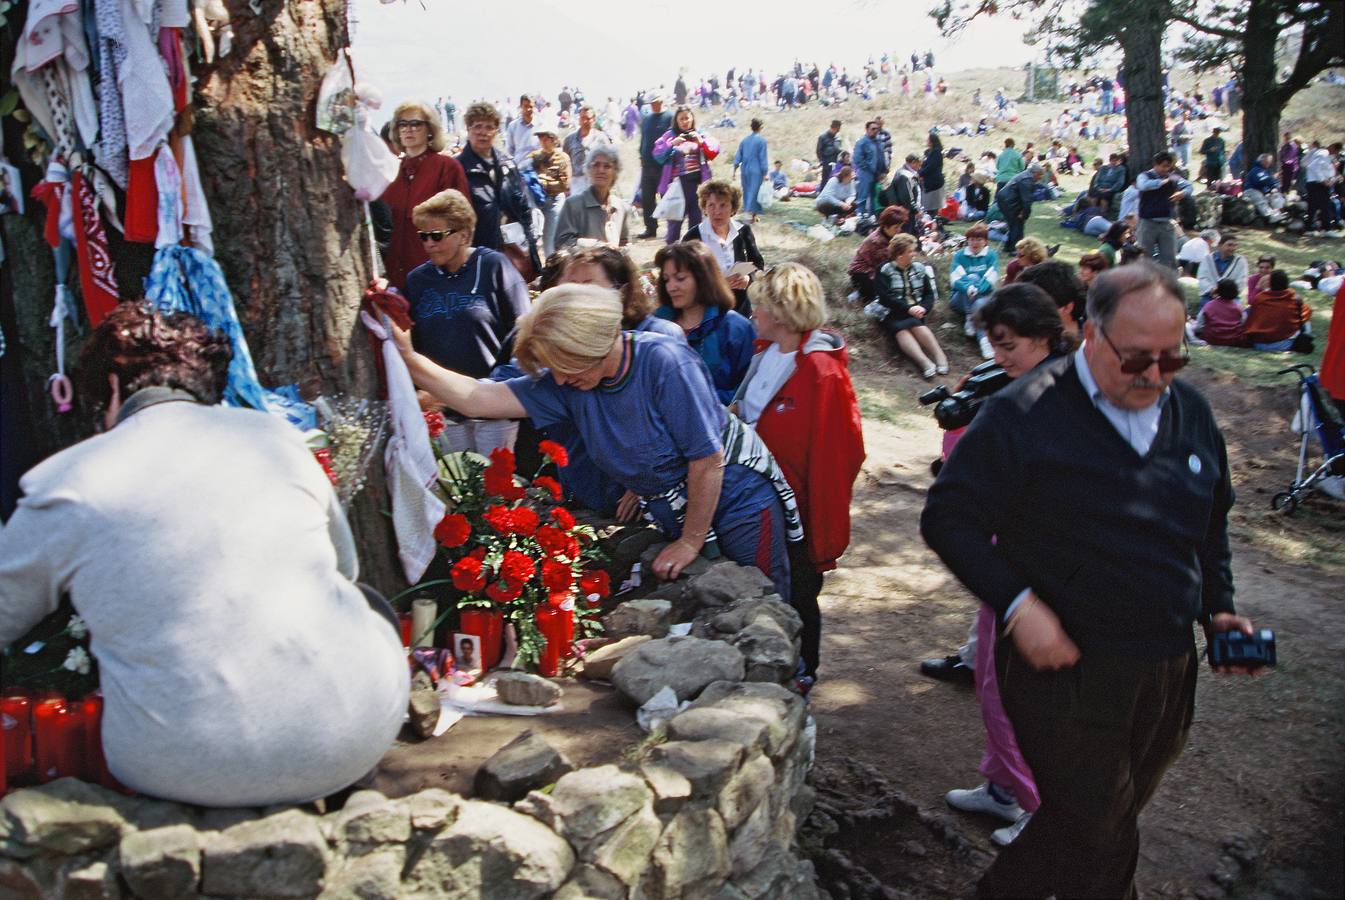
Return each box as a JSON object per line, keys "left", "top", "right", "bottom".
{"left": 1196, "top": 233, "right": 1248, "bottom": 307}
{"left": 948, "top": 223, "right": 1001, "bottom": 358}
{"left": 1004, "top": 236, "right": 1049, "bottom": 285}
{"left": 1247, "top": 255, "right": 1274, "bottom": 302}
{"left": 1191, "top": 278, "right": 1247, "bottom": 347}
{"left": 847, "top": 206, "right": 910, "bottom": 304}
{"left": 870, "top": 233, "right": 949, "bottom": 379}
{"left": 1243, "top": 268, "right": 1312, "bottom": 351}
{"left": 814, "top": 165, "right": 857, "bottom": 221}
{"left": 770, "top": 160, "right": 790, "bottom": 198}
{"left": 0, "top": 303, "right": 409, "bottom": 807}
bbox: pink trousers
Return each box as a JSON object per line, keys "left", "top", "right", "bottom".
{"left": 974, "top": 603, "right": 1041, "bottom": 812}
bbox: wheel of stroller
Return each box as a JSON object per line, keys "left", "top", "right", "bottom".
{"left": 1272, "top": 492, "right": 1298, "bottom": 514}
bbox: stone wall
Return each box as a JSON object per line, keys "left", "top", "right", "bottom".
{"left": 0, "top": 560, "right": 819, "bottom": 899}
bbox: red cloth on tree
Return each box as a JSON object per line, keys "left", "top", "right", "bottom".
{"left": 380, "top": 152, "right": 469, "bottom": 290}
{"left": 124, "top": 153, "right": 159, "bottom": 244}
{"left": 29, "top": 179, "right": 64, "bottom": 248}
{"left": 1320, "top": 281, "right": 1345, "bottom": 402}
{"left": 71, "top": 170, "right": 120, "bottom": 325}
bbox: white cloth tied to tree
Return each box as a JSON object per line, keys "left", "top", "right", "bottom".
{"left": 11, "top": 0, "right": 100, "bottom": 156}
{"left": 360, "top": 310, "right": 446, "bottom": 583}
{"left": 153, "top": 137, "right": 214, "bottom": 254}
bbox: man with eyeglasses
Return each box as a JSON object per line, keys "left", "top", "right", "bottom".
{"left": 455, "top": 101, "right": 540, "bottom": 276}
{"left": 923, "top": 261, "right": 1260, "bottom": 898}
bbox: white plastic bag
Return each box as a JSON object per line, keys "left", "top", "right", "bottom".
{"left": 806, "top": 223, "right": 835, "bottom": 242}
{"left": 342, "top": 108, "right": 400, "bottom": 201}
{"left": 653, "top": 178, "right": 685, "bottom": 220}
{"left": 757, "top": 179, "right": 775, "bottom": 210}
{"left": 316, "top": 49, "right": 356, "bottom": 135}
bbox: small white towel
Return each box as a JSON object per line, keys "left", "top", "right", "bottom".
{"left": 360, "top": 311, "right": 445, "bottom": 583}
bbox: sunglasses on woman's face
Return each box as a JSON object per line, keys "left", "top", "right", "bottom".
{"left": 396, "top": 119, "right": 428, "bottom": 130}
{"left": 418, "top": 229, "right": 456, "bottom": 243}
{"left": 1100, "top": 328, "right": 1190, "bottom": 374}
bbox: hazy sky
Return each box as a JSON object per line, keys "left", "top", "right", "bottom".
{"left": 350, "top": 0, "right": 1038, "bottom": 122}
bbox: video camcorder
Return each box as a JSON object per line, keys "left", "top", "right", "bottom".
{"left": 918, "top": 361, "right": 1013, "bottom": 431}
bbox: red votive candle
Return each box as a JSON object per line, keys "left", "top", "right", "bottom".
{"left": 534, "top": 606, "right": 564, "bottom": 678}
{"left": 459, "top": 608, "right": 504, "bottom": 670}
{"left": 80, "top": 694, "right": 111, "bottom": 786}
{"left": 560, "top": 596, "right": 576, "bottom": 659}
{"left": 398, "top": 612, "right": 413, "bottom": 647}
{"left": 1, "top": 691, "right": 34, "bottom": 785}
{"left": 33, "top": 698, "right": 77, "bottom": 782}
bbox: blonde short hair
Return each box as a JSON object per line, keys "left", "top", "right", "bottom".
{"left": 888, "top": 233, "right": 919, "bottom": 258}
{"left": 463, "top": 101, "right": 500, "bottom": 128}
{"left": 390, "top": 101, "right": 447, "bottom": 153}
{"left": 514, "top": 284, "right": 623, "bottom": 376}
{"left": 747, "top": 262, "right": 827, "bottom": 333}
{"left": 412, "top": 189, "right": 477, "bottom": 235}
{"left": 1015, "top": 236, "right": 1049, "bottom": 265}
{"left": 697, "top": 179, "right": 742, "bottom": 214}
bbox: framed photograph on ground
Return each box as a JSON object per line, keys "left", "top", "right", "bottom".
{"left": 453, "top": 632, "right": 482, "bottom": 678}
{"left": 0, "top": 162, "right": 22, "bottom": 216}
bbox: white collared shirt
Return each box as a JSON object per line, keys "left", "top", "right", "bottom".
{"left": 1074, "top": 346, "right": 1166, "bottom": 456}
{"left": 698, "top": 218, "right": 742, "bottom": 274}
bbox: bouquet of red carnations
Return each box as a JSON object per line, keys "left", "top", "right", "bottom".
{"left": 424, "top": 429, "right": 609, "bottom": 673}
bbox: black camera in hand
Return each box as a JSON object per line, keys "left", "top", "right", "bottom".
{"left": 1208, "top": 628, "right": 1277, "bottom": 669}
{"left": 918, "top": 361, "right": 1013, "bottom": 431}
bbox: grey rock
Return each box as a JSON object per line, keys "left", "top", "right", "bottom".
{"left": 495, "top": 671, "right": 563, "bottom": 708}
{"left": 553, "top": 863, "right": 626, "bottom": 900}
{"left": 407, "top": 689, "right": 442, "bottom": 738}
{"left": 718, "top": 753, "right": 775, "bottom": 831}
{"left": 727, "top": 796, "right": 774, "bottom": 878}
{"left": 693, "top": 596, "right": 801, "bottom": 642}
{"left": 639, "top": 762, "right": 693, "bottom": 816}
{"left": 688, "top": 562, "right": 774, "bottom": 609}
{"left": 733, "top": 845, "right": 795, "bottom": 899}
{"left": 318, "top": 846, "right": 404, "bottom": 900}
{"left": 0, "top": 779, "right": 129, "bottom": 858}
{"left": 667, "top": 707, "right": 769, "bottom": 755}
{"left": 119, "top": 824, "right": 201, "bottom": 899}
{"left": 580, "top": 635, "right": 651, "bottom": 681}
{"left": 691, "top": 682, "right": 806, "bottom": 759}
{"left": 587, "top": 801, "right": 662, "bottom": 887}
{"left": 410, "top": 669, "right": 435, "bottom": 693}
{"left": 516, "top": 765, "right": 651, "bottom": 849}
{"left": 328, "top": 791, "right": 411, "bottom": 847}
{"left": 901, "top": 840, "right": 927, "bottom": 858}
{"left": 474, "top": 731, "right": 571, "bottom": 803}
{"left": 604, "top": 598, "right": 672, "bottom": 639}
{"left": 405, "top": 788, "right": 462, "bottom": 832}
{"left": 201, "top": 808, "right": 328, "bottom": 898}
{"left": 0, "top": 857, "right": 50, "bottom": 895}
{"left": 648, "top": 740, "right": 744, "bottom": 799}
{"left": 60, "top": 858, "right": 119, "bottom": 900}
{"left": 649, "top": 808, "right": 730, "bottom": 899}
{"left": 404, "top": 799, "right": 573, "bottom": 899}
{"left": 611, "top": 636, "right": 745, "bottom": 706}
{"left": 193, "top": 807, "right": 258, "bottom": 833}
{"left": 731, "top": 621, "right": 799, "bottom": 684}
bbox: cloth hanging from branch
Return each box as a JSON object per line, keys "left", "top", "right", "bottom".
{"left": 146, "top": 245, "right": 267, "bottom": 410}
{"left": 93, "top": 0, "right": 130, "bottom": 188}
{"left": 11, "top": 0, "right": 100, "bottom": 156}
{"left": 71, "top": 170, "right": 119, "bottom": 325}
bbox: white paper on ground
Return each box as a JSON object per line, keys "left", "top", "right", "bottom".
{"left": 438, "top": 674, "right": 562, "bottom": 718}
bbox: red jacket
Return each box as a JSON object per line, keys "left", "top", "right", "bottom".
{"left": 381, "top": 152, "right": 470, "bottom": 290}
{"left": 1243, "top": 287, "right": 1311, "bottom": 345}
{"left": 738, "top": 330, "right": 865, "bottom": 571}
{"left": 1321, "top": 281, "right": 1345, "bottom": 402}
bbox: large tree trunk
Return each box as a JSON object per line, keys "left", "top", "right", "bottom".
{"left": 1119, "top": 16, "right": 1169, "bottom": 181}
{"left": 1238, "top": 0, "right": 1284, "bottom": 164}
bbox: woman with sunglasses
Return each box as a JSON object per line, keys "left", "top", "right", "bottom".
{"left": 381, "top": 101, "right": 468, "bottom": 290}
{"left": 390, "top": 284, "right": 799, "bottom": 599}
{"left": 404, "top": 189, "right": 530, "bottom": 454}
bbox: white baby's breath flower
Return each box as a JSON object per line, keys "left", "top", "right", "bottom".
{"left": 62, "top": 647, "right": 92, "bottom": 675}
{"left": 67, "top": 615, "right": 88, "bottom": 639}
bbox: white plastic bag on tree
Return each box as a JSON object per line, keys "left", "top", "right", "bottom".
{"left": 653, "top": 178, "right": 684, "bottom": 220}
{"left": 342, "top": 87, "right": 399, "bottom": 201}
{"left": 757, "top": 179, "right": 775, "bottom": 210}
{"left": 316, "top": 48, "right": 356, "bottom": 135}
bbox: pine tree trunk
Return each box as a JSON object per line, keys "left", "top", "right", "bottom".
{"left": 1119, "top": 17, "right": 1169, "bottom": 181}
{"left": 1238, "top": 0, "right": 1283, "bottom": 164}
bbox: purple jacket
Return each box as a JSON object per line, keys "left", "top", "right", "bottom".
{"left": 653, "top": 129, "right": 721, "bottom": 195}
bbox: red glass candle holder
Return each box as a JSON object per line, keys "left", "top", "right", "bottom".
{"left": 33, "top": 699, "right": 80, "bottom": 783}
{"left": 459, "top": 608, "right": 504, "bottom": 670}
{"left": 1, "top": 691, "right": 34, "bottom": 785}
{"left": 534, "top": 606, "right": 564, "bottom": 678}
{"left": 398, "top": 612, "right": 414, "bottom": 648}
{"left": 80, "top": 694, "right": 113, "bottom": 787}
{"left": 560, "top": 597, "right": 576, "bottom": 659}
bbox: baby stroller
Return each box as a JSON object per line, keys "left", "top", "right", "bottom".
{"left": 1272, "top": 364, "right": 1345, "bottom": 514}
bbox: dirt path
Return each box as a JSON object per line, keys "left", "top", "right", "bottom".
{"left": 804, "top": 366, "right": 1345, "bottom": 899}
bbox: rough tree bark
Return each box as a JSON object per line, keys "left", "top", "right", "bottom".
{"left": 1118, "top": 15, "right": 1168, "bottom": 181}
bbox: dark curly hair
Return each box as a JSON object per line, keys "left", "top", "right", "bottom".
{"left": 77, "top": 302, "right": 232, "bottom": 414}
{"left": 563, "top": 246, "right": 655, "bottom": 328}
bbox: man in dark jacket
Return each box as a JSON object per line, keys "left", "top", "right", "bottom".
{"left": 885, "top": 154, "right": 924, "bottom": 235}
{"left": 817, "top": 120, "right": 843, "bottom": 192}
{"left": 996, "top": 163, "right": 1043, "bottom": 253}
{"left": 456, "top": 102, "right": 540, "bottom": 275}
{"left": 638, "top": 95, "right": 674, "bottom": 239}
{"left": 922, "top": 261, "right": 1259, "bottom": 899}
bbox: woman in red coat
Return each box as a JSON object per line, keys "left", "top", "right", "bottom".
{"left": 733, "top": 263, "right": 866, "bottom": 690}
{"left": 1321, "top": 280, "right": 1345, "bottom": 410}
{"left": 381, "top": 101, "right": 469, "bottom": 289}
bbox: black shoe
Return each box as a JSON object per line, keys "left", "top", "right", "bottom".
{"left": 920, "top": 654, "right": 974, "bottom": 684}
{"left": 636, "top": 229, "right": 658, "bottom": 240}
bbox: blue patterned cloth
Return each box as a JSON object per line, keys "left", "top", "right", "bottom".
{"left": 145, "top": 245, "right": 268, "bottom": 410}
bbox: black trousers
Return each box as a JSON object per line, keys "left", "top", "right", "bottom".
{"left": 640, "top": 164, "right": 663, "bottom": 234}
{"left": 1306, "top": 181, "right": 1337, "bottom": 231}
{"left": 787, "top": 541, "right": 823, "bottom": 678}
{"left": 977, "top": 641, "right": 1198, "bottom": 900}
{"left": 819, "top": 158, "right": 836, "bottom": 192}
{"left": 850, "top": 272, "right": 876, "bottom": 303}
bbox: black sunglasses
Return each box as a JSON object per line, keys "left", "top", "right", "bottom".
{"left": 1099, "top": 328, "right": 1189, "bottom": 375}
{"left": 396, "top": 119, "right": 428, "bottom": 129}
{"left": 417, "top": 229, "right": 457, "bottom": 242}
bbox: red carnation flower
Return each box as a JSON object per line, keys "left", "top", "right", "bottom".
{"left": 550, "top": 507, "right": 576, "bottom": 531}
{"left": 423, "top": 409, "right": 446, "bottom": 438}
{"left": 538, "top": 440, "right": 570, "bottom": 467}
{"left": 451, "top": 556, "right": 487, "bottom": 592}
{"left": 580, "top": 570, "right": 611, "bottom": 601}
{"left": 486, "top": 580, "right": 523, "bottom": 604}
{"left": 485, "top": 466, "right": 525, "bottom": 501}
{"left": 510, "top": 506, "right": 540, "bottom": 537}
{"left": 499, "top": 550, "right": 536, "bottom": 586}
{"left": 433, "top": 513, "right": 471, "bottom": 548}
{"left": 484, "top": 505, "right": 514, "bottom": 534}
{"left": 489, "top": 447, "right": 516, "bottom": 473}
{"left": 469, "top": 546, "right": 487, "bottom": 561}
{"left": 533, "top": 476, "right": 563, "bottom": 502}
{"left": 541, "top": 559, "right": 574, "bottom": 592}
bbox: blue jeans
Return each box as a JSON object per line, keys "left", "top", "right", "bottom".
{"left": 950, "top": 289, "right": 990, "bottom": 336}
{"left": 540, "top": 193, "right": 564, "bottom": 257}
{"left": 855, "top": 174, "right": 875, "bottom": 215}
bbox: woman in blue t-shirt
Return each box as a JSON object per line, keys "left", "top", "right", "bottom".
{"left": 652, "top": 241, "right": 757, "bottom": 404}
{"left": 389, "top": 284, "right": 800, "bottom": 596}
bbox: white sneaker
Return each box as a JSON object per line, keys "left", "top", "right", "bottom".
{"left": 936, "top": 364, "right": 950, "bottom": 375}
{"left": 978, "top": 335, "right": 995, "bottom": 360}
{"left": 992, "top": 811, "right": 1033, "bottom": 846}
{"left": 945, "top": 783, "right": 1023, "bottom": 823}
{"left": 963, "top": 317, "right": 977, "bottom": 337}
{"left": 847, "top": 290, "right": 861, "bottom": 303}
